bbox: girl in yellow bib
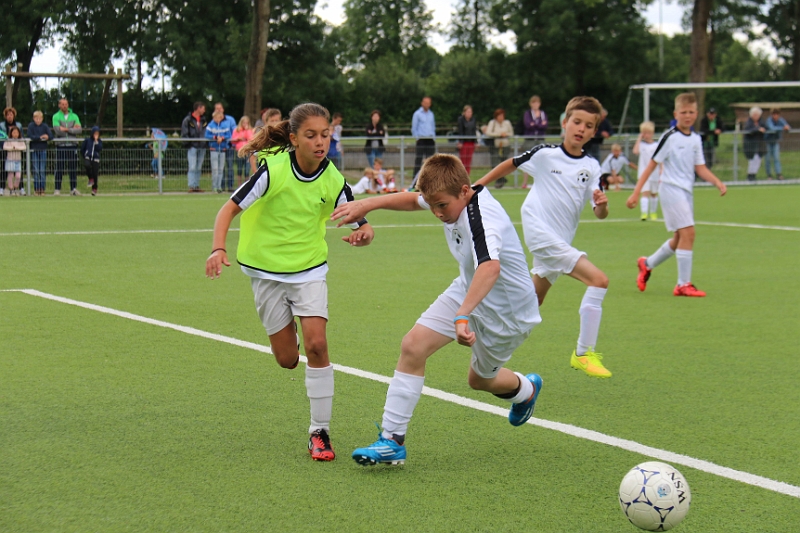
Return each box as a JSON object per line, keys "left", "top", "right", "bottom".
{"left": 206, "top": 103, "right": 374, "bottom": 461}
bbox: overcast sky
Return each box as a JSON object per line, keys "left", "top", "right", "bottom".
{"left": 29, "top": 1, "right": 686, "bottom": 81}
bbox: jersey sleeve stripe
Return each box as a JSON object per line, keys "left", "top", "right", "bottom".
{"left": 467, "top": 194, "right": 492, "bottom": 265}
{"left": 653, "top": 128, "right": 677, "bottom": 158}
{"left": 232, "top": 164, "right": 269, "bottom": 209}
{"left": 336, "top": 181, "right": 368, "bottom": 228}
{"left": 512, "top": 143, "right": 556, "bottom": 167}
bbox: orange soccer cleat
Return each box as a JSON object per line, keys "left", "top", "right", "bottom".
{"left": 673, "top": 283, "right": 706, "bottom": 297}
{"left": 636, "top": 257, "right": 652, "bottom": 292}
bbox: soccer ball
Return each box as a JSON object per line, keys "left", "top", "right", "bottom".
{"left": 618, "top": 461, "right": 691, "bottom": 531}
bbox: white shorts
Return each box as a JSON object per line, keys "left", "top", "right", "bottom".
{"left": 659, "top": 183, "right": 694, "bottom": 232}
{"left": 251, "top": 278, "right": 328, "bottom": 335}
{"left": 644, "top": 176, "right": 659, "bottom": 195}
{"left": 531, "top": 241, "right": 586, "bottom": 285}
{"left": 416, "top": 293, "right": 531, "bottom": 379}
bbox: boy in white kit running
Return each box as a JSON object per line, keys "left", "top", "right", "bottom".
{"left": 600, "top": 143, "right": 637, "bottom": 191}
{"left": 627, "top": 92, "right": 727, "bottom": 297}
{"left": 476, "top": 96, "right": 612, "bottom": 378}
{"left": 632, "top": 121, "right": 660, "bottom": 220}
{"left": 332, "top": 154, "right": 543, "bottom": 466}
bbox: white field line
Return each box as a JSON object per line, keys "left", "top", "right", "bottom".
{"left": 3, "top": 287, "right": 800, "bottom": 500}
{"left": 1, "top": 218, "right": 798, "bottom": 237}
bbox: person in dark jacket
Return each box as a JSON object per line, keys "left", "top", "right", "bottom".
{"left": 743, "top": 106, "right": 767, "bottom": 181}
{"left": 364, "top": 110, "right": 385, "bottom": 168}
{"left": 27, "top": 110, "right": 53, "bottom": 195}
{"left": 456, "top": 105, "right": 477, "bottom": 175}
{"left": 181, "top": 102, "right": 207, "bottom": 192}
{"left": 81, "top": 126, "right": 102, "bottom": 196}
{"left": 699, "top": 107, "right": 724, "bottom": 169}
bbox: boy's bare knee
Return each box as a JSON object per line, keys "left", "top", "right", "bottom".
{"left": 303, "top": 337, "right": 328, "bottom": 359}
{"left": 467, "top": 373, "right": 485, "bottom": 390}
{"left": 274, "top": 347, "right": 300, "bottom": 369}
{"left": 593, "top": 273, "right": 609, "bottom": 289}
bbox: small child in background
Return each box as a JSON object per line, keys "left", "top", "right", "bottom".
{"left": 3, "top": 126, "right": 25, "bottom": 195}
{"left": 81, "top": 126, "right": 102, "bottom": 196}
{"left": 230, "top": 116, "right": 254, "bottom": 186}
{"left": 632, "top": 122, "right": 660, "bottom": 220}
{"left": 351, "top": 168, "right": 378, "bottom": 195}
{"left": 600, "top": 143, "right": 637, "bottom": 191}
{"left": 374, "top": 158, "right": 397, "bottom": 193}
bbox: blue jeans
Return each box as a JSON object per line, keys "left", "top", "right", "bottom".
{"left": 187, "top": 147, "right": 206, "bottom": 189}
{"left": 32, "top": 150, "right": 47, "bottom": 192}
{"left": 223, "top": 148, "right": 235, "bottom": 190}
{"left": 764, "top": 141, "right": 781, "bottom": 177}
{"left": 151, "top": 158, "right": 159, "bottom": 176}
{"left": 235, "top": 155, "right": 249, "bottom": 181}
{"left": 210, "top": 150, "right": 225, "bottom": 191}
{"left": 366, "top": 148, "right": 383, "bottom": 168}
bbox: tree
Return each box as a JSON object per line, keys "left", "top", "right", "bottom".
{"left": 450, "top": 0, "right": 495, "bottom": 51}
{"left": 756, "top": 0, "right": 800, "bottom": 79}
{"left": 244, "top": 0, "right": 270, "bottom": 122}
{"left": 338, "top": 0, "right": 434, "bottom": 65}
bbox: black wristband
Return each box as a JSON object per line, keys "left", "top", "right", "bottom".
{"left": 211, "top": 248, "right": 226, "bottom": 254}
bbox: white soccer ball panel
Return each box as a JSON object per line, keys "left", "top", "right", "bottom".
{"left": 618, "top": 462, "right": 691, "bottom": 531}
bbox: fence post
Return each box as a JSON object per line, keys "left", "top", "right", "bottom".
{"left": 732, "top": 126, "right": 739, "bottom": 181}
{"left": 157, "top": 140, "right": 163, "bottom": 194}
{"left": 399, "top": 137, "right": 405, "bottom": 190}
{"left": 25, "top": 141, "right": 31, "bottom": 195}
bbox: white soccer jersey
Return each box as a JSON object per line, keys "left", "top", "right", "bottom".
{"left": 600, "top": 153, "right": 630, "bottom": 175}
{"left": 637, "top": 141, "right": 658, "bottom": 178}
{"left": 652, "top": 128, "right": 705, "bottom": 192}
{"left": 514, "top": 144, "right": 601, "bottom": 250}
{"left": 418, "top": 186, "right": 539, "bottom": 334}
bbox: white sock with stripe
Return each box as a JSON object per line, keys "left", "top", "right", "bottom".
{"left": 382, "top": 370, "right": 425, "bottom": 440}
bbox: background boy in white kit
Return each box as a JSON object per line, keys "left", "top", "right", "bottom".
{"left": 600, "top": 143, "right": 637, "bottom": 191}
{"left": 632, "top": 121, "right": 660, "bottom": 220}
{"left": 476, "top": 96, "right": 612, "bottom": 379}
{"left": 332, "top": 154, "right": 543, "bottom": 466}
{"left": 627, "top": 92, "right": 726, "bottom": 297}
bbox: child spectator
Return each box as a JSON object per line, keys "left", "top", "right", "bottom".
{"left": 206, "top": 103, "right": 374, "bottom": 462}
{"left": 3, "top": 126, "right": 25, "bottom": 195}
{"left": 1, "top": 107, "right": 23, "bottom": 195}
{"left": 600, "top": 143, "right": 637, "bottom": 191}
{"left": 206, "top": 110, "right": 232, "bottom": 193}
{"left": 351, "top": 168, "right": 377, "bottom": 195}
{"left": 81, "top": 126, "right": 102, "bottom": 196}
{"left": 373, "top": 157, "right": 396, "bottom": 192}
{"left": 230, "top": 116, "right": 254, "bottom": 186}
{"left": 332, "top": 154, "right": 543, "bottom": 466}
{"left": 27, "top": 110, "right": 52, "bottom": 196}
{"left": 632, "top": 121, "right": 660, "bottom": 220}
{"left": 764, "top": 108, "right": 790, "bottom": 180}
{"left": 327, "top": 112, "right": 343, "bottom": 169}
{"left": 476, "top": 96, "right": 613, "bottom": 378}
{"left": 627, "top": 92, "right": 727, "bottom": 298}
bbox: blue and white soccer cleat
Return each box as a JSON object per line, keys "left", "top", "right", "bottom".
{"left": 352, "top": 431, "right": 407, "bottom": 466}
{"left": 508, "top": 373, "right": 543, "bottom": 426}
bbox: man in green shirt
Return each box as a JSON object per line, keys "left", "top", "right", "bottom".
{"left": 52, "top": 98, "right": 83, "bottom": 195}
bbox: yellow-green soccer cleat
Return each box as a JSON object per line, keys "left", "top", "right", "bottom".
{"left": 649, "top": 213, "right": 658, "bottom": 220}
{"left": 570, "top": 349, "right": 612, "bottom": 378}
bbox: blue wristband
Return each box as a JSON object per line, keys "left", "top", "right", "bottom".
{"left": 453, "top": 315, "right": 469, "bottom": 323}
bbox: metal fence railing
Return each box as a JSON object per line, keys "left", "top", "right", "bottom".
{"left": 2, "top": 132, "right": 798, "bottom": 196}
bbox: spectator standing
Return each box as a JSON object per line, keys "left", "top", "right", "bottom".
{"left": 743, "top": 106, "right": 767, "bottom": 181}
{"left": 521, "top": 95, "right": 549, "bottom": 188}
{"left": 27, "top": 110, "right": 52, "bottom": 195}
{"left": 764, "top": 108, "right": 790, "bottom": 180}
{"left": 699, "top": 107, "right": 724, "bottom": 169}
{"left": 230, "top": 116, "right": 254, "bottom": 186}
{"left": 585, "top": 107, "right": 612, "bottom": 161}
{"left": 456, "top": 105, "right": 477, "bottom": 175}
{"left": 254, "top": 108, "right": 270, "bottom": 130}
{"left": 364, "top": 110, "right": 386, "bottom": 168}
{"left": 482, "top": 108, "right": 514, "bottom": 187}
{"left": 206, "top": 110, "right": 232, "bottom": 193}
{"left": 52, "top": 98, "right": 83, "bottom": 196}
{"left": 251, "top": 108, "right": 282, "bottom": 173}
{"left": 328, "top": 112, "right": 343, "bottom": 169}
{"left": 181, "top": 102, "right": 207, "bottom": 192}
{"left": 214, "top": 103, "right": 238, "bottom": 192}
{"left": 81, "top": 126, "right": 102, "bottom": 196}
{"left": 3, "top": 126, "right": 25, "bottom": 195}
{"left": 411, "top": 96, "right": 436, "bottom": 188}
{"left": 1, "top": 107, "right": 24, "bottom": 195}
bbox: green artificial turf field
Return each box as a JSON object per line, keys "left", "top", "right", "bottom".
{"left": 2, "top": 186, "right": 799, "bottom": 532}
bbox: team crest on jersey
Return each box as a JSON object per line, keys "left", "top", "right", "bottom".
{"left": 451, "top": 228, "right": 463, "bottom": 245}
{"left": 577, "top": 169, "right": 592, "bottom": 183}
